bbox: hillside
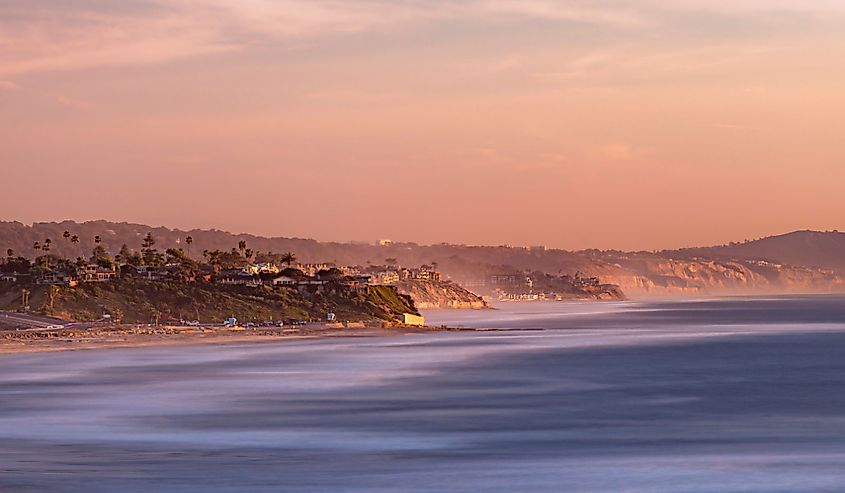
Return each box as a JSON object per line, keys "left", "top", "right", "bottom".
{"left": 0, "top": 279, "right": 418, "bottom": 324}
{"left": 2, "top": 221, "right": 844, "bottom": 297}
{"left": 667, "top": 230, "right": 845, "bottom": 273}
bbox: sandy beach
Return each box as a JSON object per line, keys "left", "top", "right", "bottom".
{"left": 0, "top": 324, "right": 447, "bottom": 355}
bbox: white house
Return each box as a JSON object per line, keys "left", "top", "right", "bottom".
{"left": 272, "top": 275, "right": 297, "bottom": 286}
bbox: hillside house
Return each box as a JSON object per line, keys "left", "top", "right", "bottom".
{"left": 218, "top": 269, "right": 262, "bottom": 287}
{"left": 79, "top": 264, "right": 118, "bottom": 282}
{"left": 36, "top": 272, "right": 78, "bottom": 286}
{"left": 272, "top": 275, "right": 297, "bottom": 286}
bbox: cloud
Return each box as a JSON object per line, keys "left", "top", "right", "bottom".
{"left": 0, "top": 80, "right": 19, "bottom": 90}
{"left": 0, "top": 0, "right": 653, "bottom": 76}
{"left": 55, "top": 95, "right": 94, "bottom": 110}
{"left": 2, "top": 0, "right": 843, "bottom": 77}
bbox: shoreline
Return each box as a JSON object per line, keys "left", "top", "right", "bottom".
{"left": 0, "top": 324, "right": 457, "bottom": 356}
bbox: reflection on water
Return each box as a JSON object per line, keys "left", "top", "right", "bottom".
{"left": 2, "top": 296, "right": 845, "bottom": 492}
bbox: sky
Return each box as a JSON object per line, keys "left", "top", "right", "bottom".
{"left": 1, "top": 0, "right": 844, "bottom": 251}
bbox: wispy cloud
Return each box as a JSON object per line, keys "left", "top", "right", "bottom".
{"left": 0, "top": 0, "right": 652, "bottom": 76}
{"left": 2, "top": 0, "right": 844, "bottom": 77}
{"left": 54, "top": 94, "right": 94, "bottom": 110}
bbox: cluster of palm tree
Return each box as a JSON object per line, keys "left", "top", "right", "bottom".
{"left": 5, "top": 231, "right": 301, "bottom": 282}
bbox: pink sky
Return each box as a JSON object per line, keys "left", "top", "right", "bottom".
{"left": 2, "top": 0, "right": 844, "bottom": 250}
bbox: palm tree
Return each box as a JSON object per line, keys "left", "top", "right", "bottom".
{"left": 238, "top": 240, "right": 247, "bottom": 253}
{"left": 245, "top": 249, "right": 254, "bottom": 261}
{"left": 184, "top": 236, "right": 193, "bottom": 258}
{"left": 33, "top": 241, "right": 41, "bottom": 253}
{"left": 42, "top": 239, "right": 52, "bottom": 254}
{"left": 281, "top": 252, "right": 297, "bottom": 267}
{"left": 94, "top": 235, "right": 102, "bottom": 245}
{"left": 71, "top": 235, "right": 79, "bottom": 245}
{"left": 63, "top": 231, "right": 71, "bottom": 241}
{"left": 6, "top": 248, "right": 13, "bottom": 258}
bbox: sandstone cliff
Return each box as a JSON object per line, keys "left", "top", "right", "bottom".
{"left": 395, "top": 280, "right": 487, "bottom": 309}
{"left": 591, "top": 255, "right": 845, "bottom": 296}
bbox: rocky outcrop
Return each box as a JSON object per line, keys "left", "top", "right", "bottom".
{"left": 395, "top": 280, "right": 487, "bottom": 309}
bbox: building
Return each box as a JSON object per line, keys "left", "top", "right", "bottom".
{"left": 218, "top": 270, "right": 262, "bottom": 287}
{"left": 490, "top": 274, "right": 528, "bottom": 286}
{"left": 401, "top": 313, "right": 426, "bottom": 326}
{"left": 272, "top": 275, "right": 297, "bottom": 286}
{"left": 78, "top": 264, "right": 118, "bottom": 282}
{"left": 36, "top": 272, "right": 78, "bottom": 286}
{"left": 244, "top": 263, "right": 280, "bottom": 275}
{"left": 370, "top": 270, "right": 400, "bottom": 285}
{"left": 133, "top": 265, "right": 167, "bottom": 281}
{"left": 297, "top": 263, "right": 336, "bottom": 276}
{"left": 0, "top": 273, "right": 17, "bottom": 283}
{"left": 403, "top": 266, "right": 442, "bottom": 282}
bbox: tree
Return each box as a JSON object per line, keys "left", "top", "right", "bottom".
{"left": 238, "top": 240, "right": 247, "bottom": 253}
{"left": 71, "top": 235, "right": 79, "bottom": 245}
{"left": 245, "top": 249, "right": 254, "bottom": 261}
{"left": 281, "top": 252, "right": 297, "bottom": 267}
{"left": 40, "top": 242, "right": 51, "bottom": 268}
{"left": 94, "top": 235, "right": 102, "bottom": 245}
{"left": 33, "top": 241, "right": 41, "bottom": 253}
{"left": 141, "top": 233, "right": 163, "bottom": 266}
{"left": 91, "top": 245, "right": 113, "bottom": 268}
{"left": 119, "top": 244, "right": 132, "bottom": 261}
{"left": 6, "top": 249, "right": 13, "bottom": 258}
{"left": 63, "top": 231, "right": 71, "bottom": 241}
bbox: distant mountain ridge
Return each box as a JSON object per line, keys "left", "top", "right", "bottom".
{"left": 2, "top": 221, "right": 844, "bottom": 296}
{"left": 666, "top": 230, "right": 845, "bottom": 273}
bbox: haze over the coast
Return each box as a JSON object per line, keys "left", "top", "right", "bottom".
{"left": 2, "top": 1, "right": 845, "bottom": 250}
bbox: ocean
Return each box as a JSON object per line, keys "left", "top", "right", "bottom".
{"left": 2, "top": 296, "right": 845, "bottom": 492}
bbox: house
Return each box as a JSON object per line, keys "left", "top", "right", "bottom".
{"left": 490, "top": 274, "right": 525, "bottom": 286}
{"left": 79, "top": 264, "right": 118, "bottom": 282}
{"left": 218, "top": 269, "right": 262, "bottom": 287}
{"left": 370, "top": 270, "right": 399, "bottom": 285}
{"left": 409, "top": 266, "right": 441, "bottom": 281}
{"left": 244, "top": 263, "right": 281, "bottom": 275}
{"left": 134, "top": 265, "right": 167, "bottom": 281}
{"left": 36, "top": 272, "right": 78, "bottom": 286}
{"left": 297, "top": 263, "right": 336, "bottom": 276}
{"left": 352, "top": 275, "right": 373, "bottom": 286}
{"left": 272, "top": 275, "right": 297, "bottom": 286}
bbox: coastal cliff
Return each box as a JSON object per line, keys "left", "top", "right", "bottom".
{"left": 396, "top": 280, "right": 487, "bottom": 309}
{"left": 594, "top": 256, "right": 845, "bottom": 296}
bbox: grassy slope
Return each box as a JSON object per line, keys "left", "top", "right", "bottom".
{"left": 0, "top": 280, "right": 417, "bottom": 324}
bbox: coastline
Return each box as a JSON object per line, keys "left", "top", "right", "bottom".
{"left": 0, "top": 324, "right": 453, "bottom": 356}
